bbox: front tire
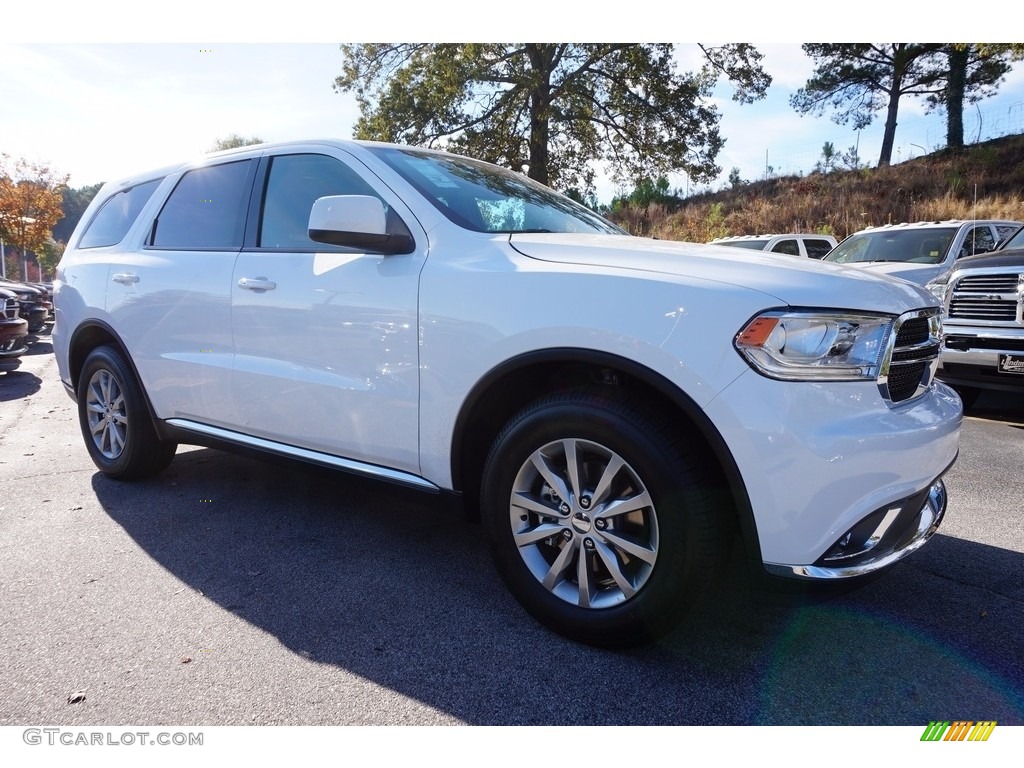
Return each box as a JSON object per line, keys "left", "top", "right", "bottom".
{"left": 77, "top": 345, "right": 177, "bottom": 479}
{"left": 481, "top": 392, "right": 729, "bottom": 647}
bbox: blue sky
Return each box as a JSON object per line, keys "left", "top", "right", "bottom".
{"left": 3, "top": 7, "right": 1022, "bottom": 203}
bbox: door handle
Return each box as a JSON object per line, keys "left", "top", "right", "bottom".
{"left": 238, "top": 277, "right": 277, "bottom": 292}
{"left": 112, "top": 273, "right": 139, "bottom": 285}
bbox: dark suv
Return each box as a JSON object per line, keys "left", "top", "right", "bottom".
{"left": 0, "top": 279, "right": 50, "bottom": 334}
{"left": 0, "top": 288, "right": 29, "bottom": 372}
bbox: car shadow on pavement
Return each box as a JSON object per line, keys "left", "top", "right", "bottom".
{"left": 0, "top": 369, "right": 42, "bottom": 401}
{"left": 90, "top": 448, "right": 1024, "bottom": 726}
{"left": 961, "top": 389, "right": 1024, "bottom": 423}
{"left": 26, "top": 339, "right": 53, "bottom": 356}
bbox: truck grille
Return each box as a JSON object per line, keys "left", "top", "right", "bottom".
{"left": 879, "top": 310, "right": 942, "bottom": 403}
{"left": 2, "top": 297, "right": 19, "bottom": 320}
{"left": 947, "top": 271, "right": 1023, "bottom": 324}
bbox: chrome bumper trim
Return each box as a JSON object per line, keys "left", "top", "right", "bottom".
{"left": 764, "top": 479, "right": 947, "bottom": 580}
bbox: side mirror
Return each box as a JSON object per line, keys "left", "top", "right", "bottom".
{"left": 308, "top": 195, "right": 414, "bottom": 255}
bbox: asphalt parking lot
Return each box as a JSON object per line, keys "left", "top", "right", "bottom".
{"left": 1, "top": 332, "right": 1022, "bottom": 727}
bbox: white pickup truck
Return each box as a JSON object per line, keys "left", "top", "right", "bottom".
{"left": 823, "top": 219, "right": 1021, "bottom": 285}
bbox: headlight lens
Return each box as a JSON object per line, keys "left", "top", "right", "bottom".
{"left": 735, "top": 311, "right": 893, "bottom": 380}
{"left": 925, "top": 276, "right": 948, "bottom": 304}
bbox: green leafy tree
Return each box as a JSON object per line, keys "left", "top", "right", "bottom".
{"left": 0, "top": 154, "right": 68, "bottom": 265}
{"left": 53, "top": 182, "right": 103, "bottom": 244}
{"left": 930, "top": 45, "right": 1021, "bottom": 148}
{"left": 36, "top": 238, "right": 65, "bottom": 281}
{"left": 791, "top": 44, "right": 946, "bottom": 167}
{"left": 335, "top": 43, "right": 770, "bottom": 192}
{"left": 815, "top": 141, "right": 838, "bottom": 173}
{"left": 610, "top": 176, "right": 680, "bottom": 213}
{"left": 841, "top": 143, "right": 865, "bottom": 171}
{"left": 209, "top": 134, "right": 265, "bottom": 152}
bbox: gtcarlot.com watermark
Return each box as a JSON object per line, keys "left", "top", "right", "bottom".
{"left": 23, "top": 728, "right": 203, "bottom": 747}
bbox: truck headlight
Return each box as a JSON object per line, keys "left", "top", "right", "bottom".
{"left": 925, "top": 275, "right": 948, "bottom": 304}
{"left": 735, "top": 311, "right": 892, "bottom": 381}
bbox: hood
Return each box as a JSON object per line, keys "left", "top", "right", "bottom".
{"left": 953, "top": 247, "right": 1024, "bottom": 271}
{"left": 508, "top": 233, "right": 937, "bottom": 315}
{"left": 845, "top": 261, "right": 944, "bottom": 287}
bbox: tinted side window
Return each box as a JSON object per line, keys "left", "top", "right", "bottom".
{"left": 771, "top": 239, "right": 800, "bottom": 256}
{"left": 995, "top": 224, "right": 1019, "bottom": 243}
{"left": 259, "top": 154, "right": 381, "bottom": 249}
{"left": 804, "top": 239, "right": 834, "bottom": 259}
{"left": 78, "top": 179, "right": 162, "bottom": 249}
{"left": 958, "top": 225, "right": 996, "bottom": 258}
{"left": 151, "top": 160, "right": 253, "bottom": 249}
{"left": 1002, "top": 226, "right": 1024, "bottom": 250}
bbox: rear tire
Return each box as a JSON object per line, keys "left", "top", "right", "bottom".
{"left": 77, "top": 345, "right": 177, "bottom": 480}
{"left": 481, "top": 391, "right": 729, "bottom": 648}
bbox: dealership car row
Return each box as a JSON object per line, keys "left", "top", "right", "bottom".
{"left": 0, "top": 277, "right": 53, "bottom": 372}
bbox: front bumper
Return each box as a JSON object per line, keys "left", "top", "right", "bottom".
{"left": 704, "top": 370, "right": 962, "bottom": 576}
{"left": 938, "top": 328, "right": 1024, "bottom": 391}
{"left": 0, "top": 319, "right": 29, "bottom": 370}
{"left": 764, "top": 477, "right": 947, "bottom": 579}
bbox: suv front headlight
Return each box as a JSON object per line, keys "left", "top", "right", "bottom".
{"left": 735, "top": 310, "right": 892, "bottom": 381}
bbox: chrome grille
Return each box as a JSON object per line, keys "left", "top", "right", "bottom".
{"left": 947, "top": 271, "right": 1023, "bottom": 324}
{"left": 879, "top": 309, "right": 942, "bottom": 403}
{"left": 2, "top": 297, "right": 19, "bottom": 320}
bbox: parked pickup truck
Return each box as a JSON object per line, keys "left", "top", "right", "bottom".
{"left": 928, "top": 243, "right": 1024, "bottom": 406}
{"left": 823, "top": 219, "right": 1021, "bottom": 286}
{"left": 709, "top": 233, "right": 837, "bottom": 259}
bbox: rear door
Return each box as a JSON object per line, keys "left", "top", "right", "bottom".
{"left": 108, "top": 159, "right": 256, "bottom": 422}
{"left": 228, "top": 148, "right": 426, "bottom": 473}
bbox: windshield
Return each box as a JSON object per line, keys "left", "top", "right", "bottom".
{"left": 1001, "top": 225, "right": 1024, "bottom": 250}
{"left": 824, "top": 228, "right": 958, "bottom": 265}
{"left": 368, "top": 146, "right": 624, "bottom": 235}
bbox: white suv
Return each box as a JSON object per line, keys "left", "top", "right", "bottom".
{"left": 710, "top": 233, "right": 837, "bottom": 259}
{"left": 53, "top": 140, "right": 962, "bottom": 647}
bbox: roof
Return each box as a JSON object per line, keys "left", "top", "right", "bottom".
{"left": 709, "top": 233, "right": 835, "bottom": 242}
{"left": 853, "top": 219, "right": 1021, "bottom": 235}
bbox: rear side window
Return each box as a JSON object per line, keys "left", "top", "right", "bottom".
{"left": 771, "top": 239, "right": 799, "bottom": 256}
{"left": 804, "top": 239, "right": 834, "bottom": 259}
{"left": 151, "top": 160, "right": 253, "bottom": 249}
{"left": 77, "top": 179, "right": 162, "bottom": 249}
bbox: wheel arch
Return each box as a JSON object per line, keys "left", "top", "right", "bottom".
{"left": 449, "top": 348, "right": 762, "bottom": 567}
{"left": 67, "top": 320, "right": 163, "bottom": 426}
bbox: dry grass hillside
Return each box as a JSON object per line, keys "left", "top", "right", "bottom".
{"left": 610, "top": 134, "right": 1024, "bottom": 243}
